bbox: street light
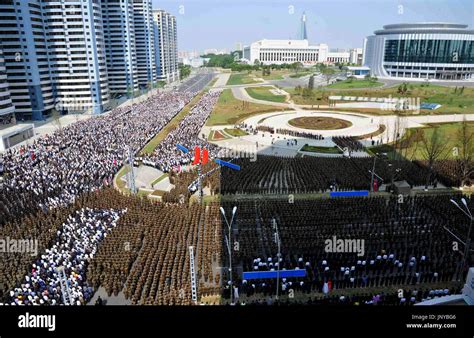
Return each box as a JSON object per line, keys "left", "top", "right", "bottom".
{"left": 220, "top": 206, "right": 237, "bottom": 305}
{"left": 272, "top": 218, "right": 281, "bottom": 301}
{"left": 450, "top": 198, "right": 473, "bottom": 280}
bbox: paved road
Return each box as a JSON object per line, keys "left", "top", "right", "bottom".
{"left": 87, "top": 287, "right": 131, "bottom": 305}
{"left": 177, "top": 70, "right": 216, "bottom": 92}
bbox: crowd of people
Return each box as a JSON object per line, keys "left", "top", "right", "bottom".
{"left": 1, "top": 70, "right": 472, "bottom": 308}
{"left": 229, "top": 286, "right": 462, "bottom": 306}
{"left": 1, "top": 188, "right": 222, "bottom": 306}
{"left": 143, "top": 90, "right": 222, "bottom": 173}
{"left": 0, "top": 91, "right": 195, "bottom": 226}
{"left": 0, "top": 113, "right": 15, "bottom": 126}
{"left": 83, "top": 189, "right": 222, "bottom": 305}
{"left": 6, "top": 208, "right": 125, "bottom": 305}
{"left": 161, "top": 162, "right": 220, "bottom": 204}
{"left": 220, "top": 194, "right": 470, "bottom": 304}
{"left": 332, "top": 136, "right": 364, "bottom": 152}
{"left": 254, "top": 125, "right": 325, "bottom": 140}
{"left": 275, "top": 128, "right": 325, "bottom": 140}
{"left": 220, "top": 155, "right": 433, "bottom": 194}
{"left": 415, "top": 159, "right": 473, "bottom": 188}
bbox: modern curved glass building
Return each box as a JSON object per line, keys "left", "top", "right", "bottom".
{"left": 363, "top": 23, "right": 474, "bottom": 80}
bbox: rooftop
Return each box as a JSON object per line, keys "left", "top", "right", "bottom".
{"left": 374, "top": 22, "right": 474, "bottom": 35}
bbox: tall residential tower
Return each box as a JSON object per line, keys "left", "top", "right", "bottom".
{"left": 153, "top": 9, "right": 179, "bottom": 83}
{"left": 102, "top": 0, "right": 139, "bottom": 96}
{"left": 133, "top": 0, "right": 156, "bottom": 89}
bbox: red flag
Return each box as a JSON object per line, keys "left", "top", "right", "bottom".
{"left": 192, "top": 147, "right": 201, "bottom": 165}
{"left": 373, "top": 178, "right": 378, "bottom": 192}
{"left": 202, "top": 149, "right": 208, "bottom": 165}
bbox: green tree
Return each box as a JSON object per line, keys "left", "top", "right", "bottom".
{"left": 420, "top": 127, "right": 449, "bottom": 187}
{"left": 456, "top": 117, "right": 474, "bottom": 186}
{"left": 291, "top": 62, "right": 303, "bottom": 74}
{"left": 126, "top": 86, "right": 133, "bottom": 98}
{"left": 295, "top": 85, "right": 303, "bottom": 95}
{"left": 51, "top": 108, "right": 62, "bottom": 132}
{"left": 308, "top": 75, "right": 315, "bottom": 89}
{"left": 179, "top": 64, "right": 191, "bottom": 80}
{"left": 321, "top": 67, "right": 336, "bottom": 84}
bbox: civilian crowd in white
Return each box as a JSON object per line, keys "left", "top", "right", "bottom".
{"left": 0, "top": 84, "right": 226, "bottom": 305}
{"left": 0, "top": 89, "right": 217, "bottom": 226}
{"left": 5, "top": 208, "right": 124, "bottom": 305}
{"left": 143, "top": 90, "right": 223, "bottom": 172}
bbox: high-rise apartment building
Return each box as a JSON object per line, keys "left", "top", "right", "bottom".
{"left": 0, "top": 49, "right": 15, "bottom": 123}
{"left": 0, "top": 0, "right": 179, "bottom": 120}
{"left": 153, "top": 9, "right": 179, "bottom": 83}
{"left": 44, "top": 0, "right": 110, "bottom": 114}
{"left": 102, "top": 0, "right": 139, "bottom": 96}
{"left": 0, "top": 0, "right": 55, "bottom": 120}
{"left": 133, "top": 0, "right": 156, "bottom": 88}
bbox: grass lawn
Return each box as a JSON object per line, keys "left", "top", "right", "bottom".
{"left": 209, "top": 130, "right": 231, "bottom": 141}
{"left": 247, "top": 69, "right": 302, "bottom": 80}
{"left": 369, "top": 122, "right": 474, "bottom": 160}
{"left": 206, "top": 77, "right": 218, "bottom": 89}
{"left": 402, "top": 122, "right": 474, "bottom": 160}
{"left": 367, "top": 143, "right": 396, "bottom": 155}
{"left": 140, "top": 90, "right": 206, "bottom": 155}
{"left": 226, "top": 73, "right": 262, "bottom": 85}
{"left": 207, "top": 89, "right": 291, "bottom": 126}
{"left": 190, "top": 194, "right": 221, "bottom": 204}
{"left": 114, "top": 166, "right": 131, "bottom": 194}
{"left": 285, "top": 87, "right": 327, "bottom": 106}
{"left": 223, "top": 128, "right": 248, "bottom": 137}
{"left": 137, "top": 189, "right": 153, "bottom": 197}
{"left": 300, "top": 144, "right": 343, "bottom": 154}
{"left": 245, "top": 87, "right": 287, "bottom": 103}
{"left": 326, "top": 79, "right": 384, "bottom": 89}
{"left": 288, "top": 116, "right": 352, "bottom": 130}
{"left": 288, "top": 84, "right": 474, "bottom": 115}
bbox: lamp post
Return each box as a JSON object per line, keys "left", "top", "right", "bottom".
{"left": 450, "top": 198, "right": 473, "bottom": 279}
{"left": 370, "top": 155, "right": 377, "bottom": 192}
{"left": 220, "top": 206, "right": 237, "bottom": 305}
{"left": 272, "top": 218, "right": 281, "bottom": 301}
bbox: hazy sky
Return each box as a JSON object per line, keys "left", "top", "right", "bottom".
{"left": 152, "top": 0, "right": 474, "bottom": 52}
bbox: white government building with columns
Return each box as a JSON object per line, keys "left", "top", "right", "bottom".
{"left": 243, "top": 39, "right": 362, "bottom": 65}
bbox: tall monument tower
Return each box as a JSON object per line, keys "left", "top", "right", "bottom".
{"left": 300, "top": 11, "right": 308, "bottom": 40}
